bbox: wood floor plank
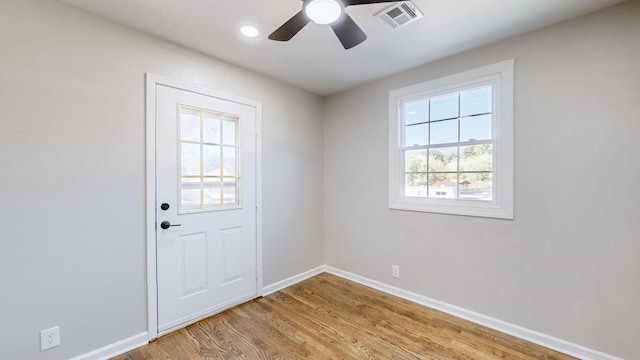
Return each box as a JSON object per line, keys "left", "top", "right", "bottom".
{"left": 307, "top": 275, "right": 505, "bottom": 358}
{"left": 267, "top": 290, "right": 422, "bottom": 360}
{"left": 266, "top": 291, "right": 384, "bottom": 358}
{"left": 111, "top": 273, "right": 577, "bottom": 360}
{"left": 280, "top": 280, "right": 456, "bottom": 359}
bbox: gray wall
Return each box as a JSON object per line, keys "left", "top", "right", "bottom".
{"left": 1, "top": 0, "right": 638, "bottom": 359}
{"left": 323, "top": 1, "right": 639, "bottom": 359}
{"left": 0, "top": 0, "right": 324, "bottom": 359}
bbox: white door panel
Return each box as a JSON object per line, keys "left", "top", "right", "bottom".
{"left": 155, "top": 84, "right": 257, "bottom": 333}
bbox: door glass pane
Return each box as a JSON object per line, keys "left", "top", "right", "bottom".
{"left": 203, "top": 178, "right": 221, "bottom": 206}
{"left": 430, "top": 93, "right": 458, "bottom": 121}
{"left": 222, "top": 147, "right": 236, "bottom": 176}
{"left": 203, "top": 115, "right": 220, "bottom": 144}
{"left": 203, "top": 145, "right": 220, "bottom": 176}
{"left": 180, "top": 112, "right": 200, "bottom": 142}
{"left": 181, "top": 143, "right": 200, "bottom": 176}
{"left": 223, "top": 178, "right": 238, "bottom": 205}
{"left": 222, "top": 118, "right": 237, "bottom": 146}
{"left": 405, "top": 123, "right": 429, "bottom": 146}
{"left": 180, "top": 178, "right": 200, "bottom": 208}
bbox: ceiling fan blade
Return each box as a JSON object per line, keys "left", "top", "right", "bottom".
{"left": 330, "top": 14, "right": 367, "bottom": 49}
{"left": 268, "top": 10, "right": 310, "bottom": 41}
{"left": 343, "top": 0, "right": 403, "bottom": 6}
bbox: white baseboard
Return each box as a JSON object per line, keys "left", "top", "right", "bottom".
{"left": 324, "top": 266, "right": 623, "bottom": 360}
{"left": 70, "top": 332, "right": 148, "bottom": 360}
{"left": 262, "top": 265, "right": 326, "bottom": 296}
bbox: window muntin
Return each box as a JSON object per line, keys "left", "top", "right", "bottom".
{"left": 389, "top": 60, "right": 513, "bottom": 219}
{"left": 179, "top": 106, "right": 241, "bottom": 213}
{"left": 402, "top": 85, "right": 494, "bottom": 201}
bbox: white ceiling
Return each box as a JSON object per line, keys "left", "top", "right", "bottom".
{"left": 61, "top": 0, "right": 624, "bottom": 96}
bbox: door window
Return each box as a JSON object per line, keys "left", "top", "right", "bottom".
{"left": 178, "top": 105, "right": 240, "bottom": 213}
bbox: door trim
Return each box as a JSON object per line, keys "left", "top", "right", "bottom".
{"left": 145, "top": 73, "right": 263, "bottom": 340}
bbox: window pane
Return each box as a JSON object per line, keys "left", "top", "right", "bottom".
{"left": 404, "top": 173, "right": 428, "bottom": 198}
{"left": 460, "top": 114, "right": 492, "bottom": 142}
{"left": 181, "top": 143, "right": 200, "bottom": 176}
{"left": 405, "top": 150, "right": 428, "bottom": 173}
{"left": 222, "top": 147, "right": 237, "bottom": 176}
{"left": 178, "top": 109, "right": 242, "bottom": 212}
{"left": 203, "top": 116, "right": 220, "bottom": 144}
{"left": 203, "top": 145, "right": 220, "bottom": 176}
{"left": 428, "top": 173, "right": 458, "bottom": 199}
{"left": 203, "top": 178, "right": 221, "bottom": 206}
{"left": 459, "top": 172, "right": 492, "bottom": 201}
{"left": 223, "top": 117, "right": 237, "bottom": 146}
{"left": 405, "top": 100, "right": 429, "bottom": 125}
{"left": 180, "top": 113, "right": 200, "bottom": 142}
{"left": 430, "top": 119, "right": 458, "bottom": 145}
{"left": 223, "top": 178, "right": 238, "bottom": 205}
{"left": 428, "top": 147, "right": 458, "bottom": 172}
{"left": 180, "top": 178, "right": 200, "bottom": 207}
{"left": 405, "top": 123, "right": 429, "bottom": 146}
{"left": 460, "top": 144, "right": 492, "bottom": 172}
{"left": 460, "top": 86, "right": 491, "bottom": 117}
{"left": 430, "top": 93, "right": 458, "bottom": 121}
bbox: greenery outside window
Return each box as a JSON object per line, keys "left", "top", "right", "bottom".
{"left": 388, "top": 60, "right": 514, "bottom": 219}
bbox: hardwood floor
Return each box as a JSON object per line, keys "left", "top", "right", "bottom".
{"left": 114, "top": 273, "right": 576, "bottom": 359}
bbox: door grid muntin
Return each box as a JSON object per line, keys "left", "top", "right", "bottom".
{"left": 178, "top": 104, "right": 241, "bottom": 213}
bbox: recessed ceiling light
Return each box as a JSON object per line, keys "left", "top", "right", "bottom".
{"left": 240, "top": 26, "right": 260, "bottom": 38}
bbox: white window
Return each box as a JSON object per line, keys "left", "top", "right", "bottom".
{"left": 388, "top": 60, "right": 514, "bottom": 219}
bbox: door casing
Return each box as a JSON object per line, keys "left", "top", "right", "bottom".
{"left": 145, "top": 73, "right": 263, "bottom": 340}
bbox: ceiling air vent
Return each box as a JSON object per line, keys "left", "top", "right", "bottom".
{"left": 376, "top": 1, "right": 423, "bottom": 29}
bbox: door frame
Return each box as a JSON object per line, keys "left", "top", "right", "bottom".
{"left": 145, "top": 73, "right": 263, "bottom": 340}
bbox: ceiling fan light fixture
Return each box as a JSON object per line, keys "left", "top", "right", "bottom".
{"left": 305, "top": 0, "right": 343, "bottom": 25}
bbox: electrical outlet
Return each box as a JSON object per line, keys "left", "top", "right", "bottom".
{"left": 392, "top": 265, "right": 400, "bottom": 278}
{"left": 40, "top": 326, "right": 60, "bottom": 351}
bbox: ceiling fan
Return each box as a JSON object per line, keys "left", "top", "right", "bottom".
{"left": 269, "top": 0, "right": 403, "bottom": 49}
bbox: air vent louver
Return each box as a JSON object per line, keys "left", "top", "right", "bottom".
{"left": 376, "top": 1, "right": 423, "bottom": 29}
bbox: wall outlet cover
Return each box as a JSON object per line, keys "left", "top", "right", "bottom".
{"left": 392, "top": 265, "right": 400, "bottom": 278}
{"left": 40, "top": 326, "right": 60, "bottom": 351}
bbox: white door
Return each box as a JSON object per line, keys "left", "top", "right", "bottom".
{"left": 155, "top": 84, "right": 257, "bottom": 334}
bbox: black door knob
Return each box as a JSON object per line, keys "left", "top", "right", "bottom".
{"left": 160, "top": 221, "right": 181, "bottom": 230}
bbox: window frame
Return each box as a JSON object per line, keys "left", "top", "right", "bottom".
{"left": 178, "top": 104, "right": 242, "bottom": 214}
{"left": 388, "top": 60, "right": 514, "bottom": 219}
